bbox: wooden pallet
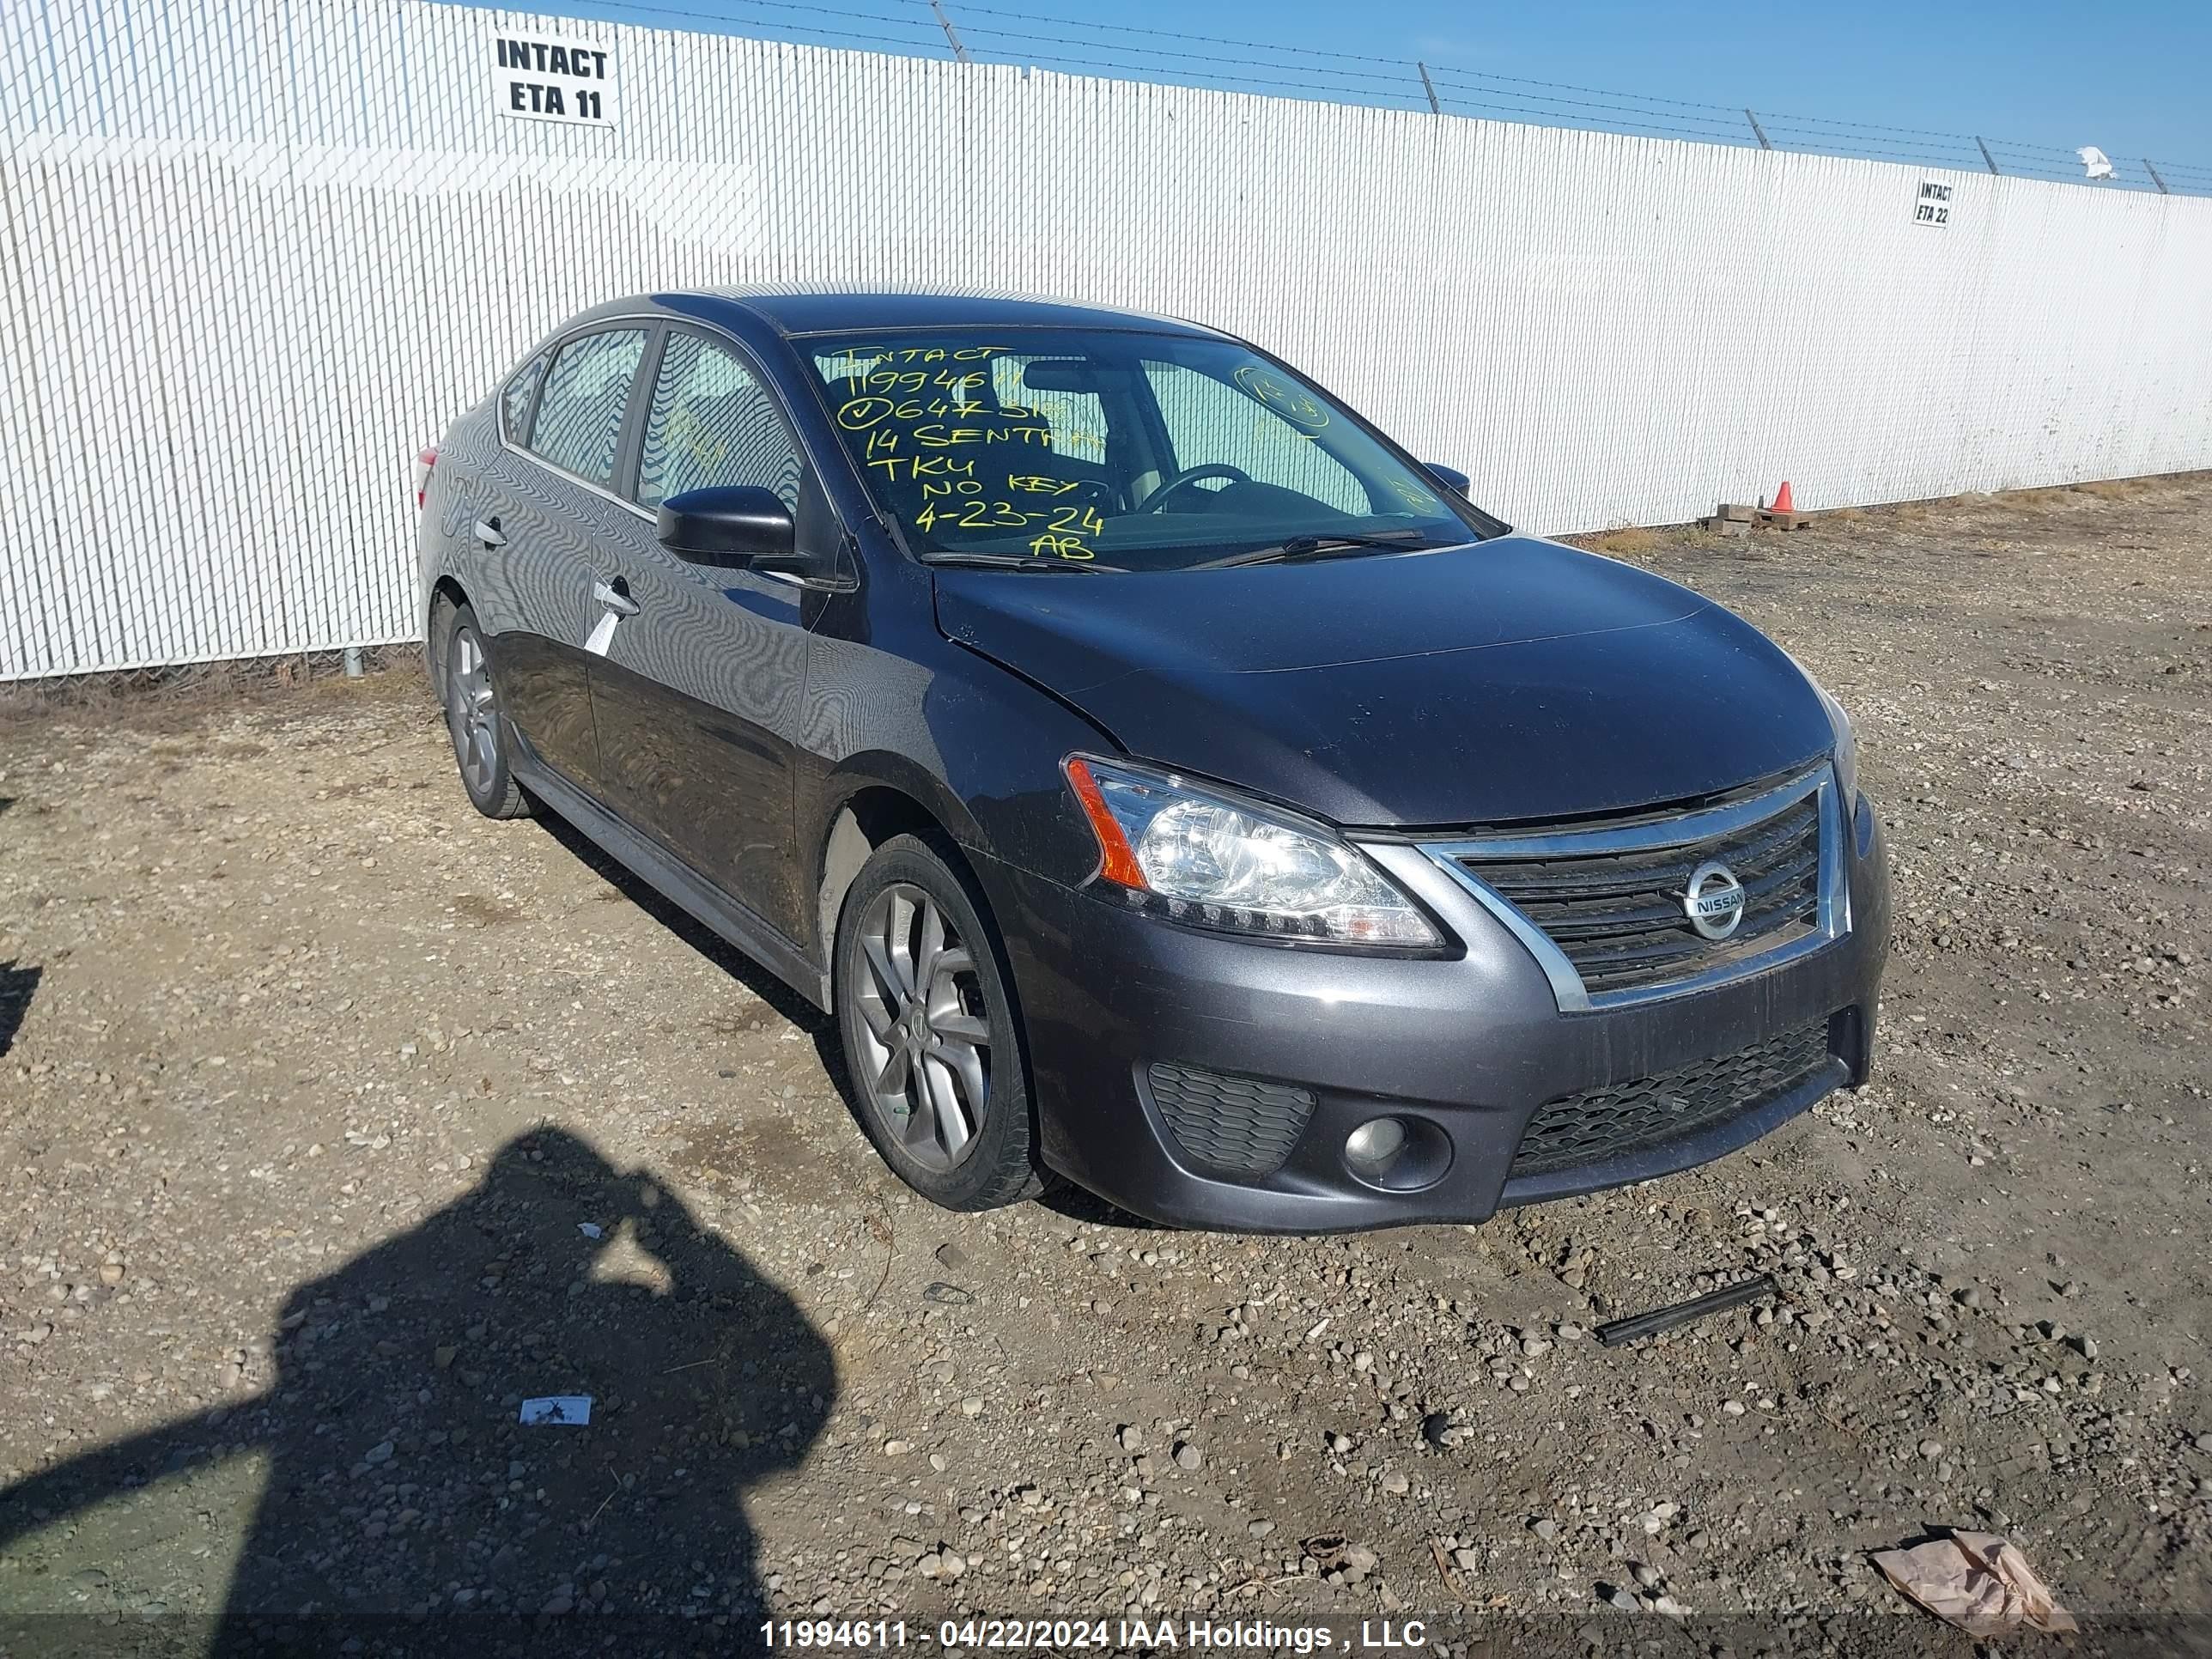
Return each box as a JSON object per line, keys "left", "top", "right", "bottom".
{"left": 1703, "top": 501, "right": 1812, "bottom": 533}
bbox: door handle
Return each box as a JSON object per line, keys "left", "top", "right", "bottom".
{"left": 472, "top": 516, "right": 506, "bottom": 548}
{"left": 592, "top": 578, "right": 640, "bottom": 617}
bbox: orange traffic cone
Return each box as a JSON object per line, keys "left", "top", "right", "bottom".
{"left": 1771, "top": 480, "right": 1796, "bottom": 514}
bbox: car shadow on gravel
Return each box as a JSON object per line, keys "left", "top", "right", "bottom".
{"left": 1036, "top": 1179, "right": 1157, "bottom": 1231}
{"left": 533, "top": 813, "right": 1164, "bottom": 1234}
{"left": 532, "top": 812, "right": 917, "bottom": 1179}
{"left": 0, "top": 958, "right": 38, "bottom": 1057}
{"left": 534, "top": 812, "right": 836, "bottom": 1057}
{"left": 0, "top": 1127, "right": 835, "bottom": 1656}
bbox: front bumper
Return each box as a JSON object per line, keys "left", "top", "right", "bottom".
{"left": 977, "top": 803, "right": 1890, "bottom": 1233}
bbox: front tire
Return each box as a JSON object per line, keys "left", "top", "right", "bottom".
{"left": 439, "top": 601, "right": 530, "bottom": 820}
{"left": 835, "top": 835, "right": 1040, "bottom": 1211}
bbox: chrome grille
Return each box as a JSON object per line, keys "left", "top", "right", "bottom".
{"left": 1421, "top": 765, "right": 1843, "bottom": 1010}
{"left": 1466, "top": 795, "right": 1819, "bottom": 994}
{"left": 1509, "top": 1018, "right": 1835, "bottom": 1177}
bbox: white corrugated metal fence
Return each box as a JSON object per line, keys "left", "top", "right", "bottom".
{"left": 4, "top": 0, "right": 2211, "bottom": 677}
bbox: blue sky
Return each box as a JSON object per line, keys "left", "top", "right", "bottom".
{"left": 507, "top": 0, "right": 2212, "bottom": 185}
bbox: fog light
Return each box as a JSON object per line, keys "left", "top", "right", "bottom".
{"left": 1345, "top": 1117, "right": 1407, "bottom": 1175}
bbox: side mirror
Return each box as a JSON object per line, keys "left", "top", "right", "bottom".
{"left": 1422, "top": 462, "right": 1472, "bottom": 496}
{"left": 656, "top": 485, "right": 798, "bottom": 569}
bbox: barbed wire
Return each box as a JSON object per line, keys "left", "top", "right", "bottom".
{"left": 568, "top": 0, "right": 2208, "bottom": 195}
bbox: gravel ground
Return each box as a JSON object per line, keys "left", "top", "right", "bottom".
{"left": 1, "top": 477, "right": 2208, "bottom": 1657}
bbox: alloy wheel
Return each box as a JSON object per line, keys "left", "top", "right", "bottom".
{"left": 851, "top": 882, "right": 993, "bottom": 1171}
{"left": 447, "top": 627, "right": 500, "bottom": 799}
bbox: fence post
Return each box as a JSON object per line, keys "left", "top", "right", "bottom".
{"left": 1417, "top": 62, "right": 1441, "bottom": 115}
{"left": 1744, "top": 109, "right": 1771, "bottom": 150}
{"left": 1975, "top": 137, "right": 2000, "bottom": 175}
{"left": 2144, "top": 159, "right": 2170, "bottom": 194}
{"left": 929, "top": 0, "right": 972, "bottom": 64}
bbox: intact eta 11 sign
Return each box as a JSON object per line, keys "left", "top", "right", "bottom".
{"left": 489, "top": 27, "right": 616, "bottom": 129}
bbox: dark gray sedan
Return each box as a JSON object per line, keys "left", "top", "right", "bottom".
{"left": 415, "top": 287, "right": 1889, "bottom": 1231}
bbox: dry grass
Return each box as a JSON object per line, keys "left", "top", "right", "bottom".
{"left": 1583, "top": 526, "right": 1662, "bottom": 554}
{"left": 0, "top": 646, "right": 423, "bottom": 732}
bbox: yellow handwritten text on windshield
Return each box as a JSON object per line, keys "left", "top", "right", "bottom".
{"left": 830, "top": 345, "right": 1110, "bottom": 561}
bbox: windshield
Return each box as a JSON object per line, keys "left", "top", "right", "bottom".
{"left": 802, "top": 328, "right": 1494, "bottom": 572}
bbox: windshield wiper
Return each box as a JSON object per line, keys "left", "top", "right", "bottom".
{"left": 922, "top": 552, "right": 1123, "bottom": 573}
{"left": 1189, "top": 530, "right": 1437, "bottom": 571}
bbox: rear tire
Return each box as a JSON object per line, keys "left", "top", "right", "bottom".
{"left": 438, "top": 601, "right": 530, "bottom": 821}
{"left": 834, "top": 834, "right": 1041, "bottom": 1211}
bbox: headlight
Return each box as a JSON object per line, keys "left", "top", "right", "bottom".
{"left": 1061, "top": 757, "right": 1441, "bottom": 949}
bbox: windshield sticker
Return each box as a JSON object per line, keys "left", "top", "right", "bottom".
{"left": 1232, "top": 363, "right": 1329, "bottom": 431}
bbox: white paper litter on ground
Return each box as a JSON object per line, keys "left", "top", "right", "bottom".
{"left": 578, "top": 1223, "right": 603, "bottom": 1239}
{"left": 519, "top": 1395, "right": 593, "bottom": 1426}
{"left": 1873, "top": 1530, "right": 2077, "bottom": 1637}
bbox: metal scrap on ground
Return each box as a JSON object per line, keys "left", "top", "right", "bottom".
{"left": 1595, "top": 1274, "right": 1778, "bottom": 1347}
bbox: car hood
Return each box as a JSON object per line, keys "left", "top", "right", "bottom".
{"left": 933, "top": 536, "right": 1834, "bottom": 827}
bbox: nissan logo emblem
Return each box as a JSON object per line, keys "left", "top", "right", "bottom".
{"left": 1682, "top": 860, "right": 1747, "bottom": 940}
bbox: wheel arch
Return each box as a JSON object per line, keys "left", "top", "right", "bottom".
{"left": 810, "top": 762, "right": 985, "bottom": 967}
{"left": 428, "top": 573, "right": 471, "bottom": 621}
{"left": 425, "top": 575, "right": 471, "bottom": 688}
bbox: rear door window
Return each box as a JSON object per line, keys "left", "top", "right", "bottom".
{"left": 529, "top": 328, "right": 647, "bottom": 488}
{"left": 634, "top": 332, "right": 804, "bottom": 511}
{"left": 500, "top": 349, "right": 550, "bottom": 444}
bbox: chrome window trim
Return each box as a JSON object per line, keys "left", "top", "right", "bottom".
{"left": 1416, "top": 763, "right": 1846, "bottom": 1014}
{"left": 507, "top": 445, "right": 659, "bottom": 523}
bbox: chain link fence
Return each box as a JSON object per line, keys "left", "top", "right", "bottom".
{"left": 4, "top": 0, "right": 2211, "bottom": 678}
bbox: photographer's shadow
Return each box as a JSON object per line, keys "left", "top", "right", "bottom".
{"left": 0, "top": 1127, "right": 834, "bottom": 1656}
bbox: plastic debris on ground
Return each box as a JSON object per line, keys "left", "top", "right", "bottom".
{"left": 518, "top": 1395, "right": 593, "bottom": 1426}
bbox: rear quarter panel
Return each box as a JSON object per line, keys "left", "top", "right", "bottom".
{"left": 417, "top": 403, "right": 501, "bottom": 642}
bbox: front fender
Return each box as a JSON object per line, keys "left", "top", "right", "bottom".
{"left": 794, "top": 629, "right": 1121, "bottom": 960}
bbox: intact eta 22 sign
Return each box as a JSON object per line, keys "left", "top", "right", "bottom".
{"left": 489, "top": 27, "right": 616, "bottom": 129}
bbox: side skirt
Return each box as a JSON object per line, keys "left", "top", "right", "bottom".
{"left": 513, "top": 752, "right": 833, "bottom": 1011}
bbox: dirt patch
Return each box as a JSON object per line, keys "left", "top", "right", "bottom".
{"left": 450, "top": 893, "right": 525, "bottom": 928}
{"left": 1, "top": 478, "right": 2208, "bottom": 1647}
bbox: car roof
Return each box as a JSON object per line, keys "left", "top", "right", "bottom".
{"left": 574, "top": 285, "right": 1231, "bottom": 341}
